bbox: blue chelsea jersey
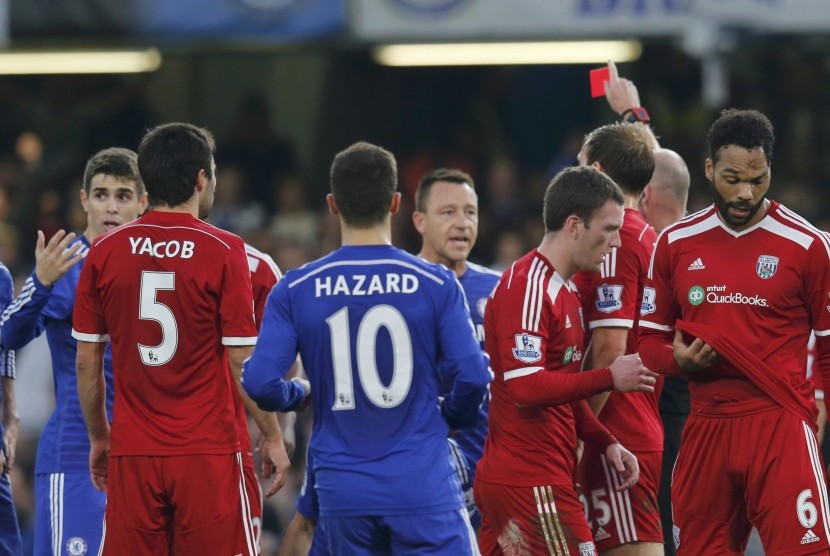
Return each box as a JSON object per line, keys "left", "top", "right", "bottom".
{"left": 0, "top": 236, "right": 115, "bottom": 473}
{"left": 445, "top": 261, "right": 500, "bottom": 481}
{"left": 0, "top": 263, "right": 14, "bottom": 451}
{"left": 243, "top": 244, "right": 491, "bottom": 517}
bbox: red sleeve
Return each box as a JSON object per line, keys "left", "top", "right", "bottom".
{"left": 505, "top": 367, "right": 614, "bottom": 407}
{"left": 250, "top": 253, "right": 281, "bottom": 332}
{"left": 638, "top": 232, "right": 684, "bottom": 376}
{"left": 805, "top": 235, "right": 830, "bottom": 394}
{"left": 583, "top": 237, "right": 642, "bottom": 331}
{"left": 220, "top": 239, "right": 258, "bottom": 346}
{"left": 71, "top": 249, "right": 109, "bottom": 342}
{"left": 573, "top": 399, "right": 617, "bottom": 450}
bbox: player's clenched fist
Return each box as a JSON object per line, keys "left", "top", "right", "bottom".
{"left": 609, "top": 353, "right": 657, "bottom": 393}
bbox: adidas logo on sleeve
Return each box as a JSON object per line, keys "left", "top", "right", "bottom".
{"left": 687, "top": 258, "right": 706, "bottom": 271}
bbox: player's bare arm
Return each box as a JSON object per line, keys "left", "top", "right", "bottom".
{"left": 605, "top": 443, "right": 640, "bottom": 491}
{"left": 604, "top": 59, "right": 660, "bottom": 148}
{"left": 585, "top": 326, "right": 629, "bottom": 414}
{"left": 228, "top": 345, "right": 292, "bottom": 497}
{"left": 34, "top": 229, "right": 85, "bottom": 286}
{"left": 609, "top": 353, "right": 657, "bottom": 393}
{"left": 672, "top": 330, "right": 719, "bottom": 373}
{"left": 276, "top": 513, "right": 315, "bottom": 556}
{"left": 0, "top": 377, "right": 17, "bottom": 474}
{"left": 76, "top": 340, "right": 110, "bottom": 492}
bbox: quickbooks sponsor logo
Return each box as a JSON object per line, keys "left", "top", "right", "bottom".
{"left": 688, "top": 285, "right": 768, "bottom": 307}
{"left": 688, "top": 286, "right": 704, "bottom": 305}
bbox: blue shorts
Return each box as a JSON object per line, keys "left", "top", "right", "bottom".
{"left": 33, "top": 472, "right": 106, "bottom": 556}
{"left": 320, "top": 509, "right": 479, "bottom": 556}
{"left": 0, "top": 473, "right": 22, "bottom": 556}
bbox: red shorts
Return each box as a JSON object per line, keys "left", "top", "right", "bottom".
{"left": 474, "top": 479, "right": 597, "bottom": 556}
{"left": 242, "top": 454, "right": 263, "bottom": 552}
{"left": 580, "top": 447, "right": 663, "bottom": 549}
{"left": 673, "top": 402, "right": 830, "bottom": 556}
{"left": 101, "top": 453, "right": 258, "bottom": 555}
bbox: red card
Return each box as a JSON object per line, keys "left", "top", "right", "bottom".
{"left": 590, "top": 67, "right": 610, "bottom": 98}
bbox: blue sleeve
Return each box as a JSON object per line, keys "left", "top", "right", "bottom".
{"left": 241, "top": 280, "right": 306, "bottom": 412}
{"left": 0, "top": 272, "right": 57, "bottom": 351}
{"left": 437, "top": 275, "right": 491, "bottom": 429}
{"left": 0, "top": 267, "right": 14, "bottom": 379}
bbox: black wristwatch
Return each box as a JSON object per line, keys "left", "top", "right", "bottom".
{"left": 621, "top": 107, "right": 650, "bottom": 124}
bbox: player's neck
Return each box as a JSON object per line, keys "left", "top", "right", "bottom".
{"left": 340, "top": 223, "right": 392, "bottom": 246}
{"left": 152, "top": 204, "right": 198, "bottom": 217}
{"left": 537, "top": 234, "right": 575, "bottom": 281}
{"left": 418, "top": 247, "right": 467, "bottom": 277}
{"left": 623, "top": 194, "right": 640, "bottom": 211}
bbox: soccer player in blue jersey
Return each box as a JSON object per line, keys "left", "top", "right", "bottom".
{"left": 0, "top": 262, "right": 22, "bottom": 555}
{"left": 0, "top": 148, "right": 147, "bottom": 556}
{"left": 412, "top": 168, "right": 500, "bottom": 529}
{"left": 243, "top": 141, "right": 490, "bottom": 555}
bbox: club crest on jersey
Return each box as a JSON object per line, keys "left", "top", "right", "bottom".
{"left": 641, "top": 286, "right": 657, "bottom": 315}
{"left": 512, "top": 333, "right": 542, "bottom": 363}
{"left": 595, "top": 284, "right": 623, "bottom": 313}
{"left": 756, "top": 255, "right": 779, "bottom": 279}
{"left": 66, "top": 537, "right": 88, "bottom": 556}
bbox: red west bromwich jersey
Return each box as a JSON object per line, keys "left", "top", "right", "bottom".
{"left": 234, "top": 243, "right": 282, "bottom": 466}
{"left": 477, "top": 250, "right": 587, "bottom": 486}
{"left": 573, "top": 209, "right": 662, "bottom": 451}
{"left": 639, "top": 202, "right": 830, "bottom": 406}
{"left": 72, "top": 210, "right": 258, "bottom": 456}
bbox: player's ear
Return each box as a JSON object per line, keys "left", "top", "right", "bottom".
{"left": 412, "top": 209, "right": 426, "bottom": 235}
{"left": 80, "top": 188, "right": 90, "bottom": 213}
{"left": 138, "top": 192, "right": 149, "bottom": 214}
{"left": 564, "top": 214, "right": 581, "bottom": 239}
{"left": 389, "top": 192, "right": 401, "bottom": 215}
{"left": 591, "top": 161, "right": 604, "bottom": 173}
{"left": 704, "top": 158, "right": 714, "bottom": 182}
{"left": 326, "top": 193, "right": 340, "bottom": 216}
{"left": 195, "top": 169, "right": 207, "bottom": 193}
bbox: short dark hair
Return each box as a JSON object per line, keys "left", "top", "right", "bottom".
{"left": 708, "top": 109, "right": 775, "bottom": 165}
{"left": 415, "top": 168, "right": 475, "bottom": 212}
{"left": 330, "top": 141, "right": 398, "bottom": 228}
{"left": 83, "top": 148, "right": 144, "bottom": 196}
{"left": 543, "top": 166, "right": 624, "bottom": 233}
{"left": 138, "top": 123, "right": 216, "bottom": 208}
{"left": 584, "top": 123, "right": 655, "bottom": 196}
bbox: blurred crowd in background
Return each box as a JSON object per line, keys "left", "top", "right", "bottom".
{"left": 5, "top": 37, "right": 830, "bottom": 552}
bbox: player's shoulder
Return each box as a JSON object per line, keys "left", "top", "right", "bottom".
{"left": 764, "top": 202, "right": 830, "bottom": 255}
{"left": 656, "top": 205, "right": 718, "bottom": 247}
{"left": 464, "top": 261, "right": 502, "bottom": 281}
{"left": 245, "top": 243, "right": 282, "bottom": 279}
{"left": 621, "top": 210, "right": 656, "bottom": 246}
{"left": 495, "top": 250, "right": 565, "bottom": 304}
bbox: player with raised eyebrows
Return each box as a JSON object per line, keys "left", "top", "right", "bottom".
{"left": 1, "top": 147, "right": 147, "bottom": 556}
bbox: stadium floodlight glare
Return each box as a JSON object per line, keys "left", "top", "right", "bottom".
{"left": 373, "top": 40, "right": 642, "bottom": 67}
{"left": 0, "top": 49, "right": 162, "bottom": 75}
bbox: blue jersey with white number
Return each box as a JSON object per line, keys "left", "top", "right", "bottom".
{"left": 0, "top": 236, "right": 115, "bottom": 473}
{"left": 446, "top": 261, "right": 500, "bottom": 482}
{"left": 243, "top": 244, "right": 490, "bottom": 517}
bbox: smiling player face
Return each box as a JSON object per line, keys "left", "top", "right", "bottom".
{"left": 81, "top": 174, "right": 147, "bottom": 241}
{"left": 414, "top": 180, "right": 479, "bottom": 273}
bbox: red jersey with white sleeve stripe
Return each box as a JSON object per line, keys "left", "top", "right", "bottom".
{"left": 639, "top": 201, "right": 830, "bottom": 409}
{"left": 476, "top": 249, "right": 616, "bottom": 487}
{"left": 72, "top": 210, "right": 258, "bottom": 456}
{"left": 573, "top": 208, "right": 662, "bottom": 452}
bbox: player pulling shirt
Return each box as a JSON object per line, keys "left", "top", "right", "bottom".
{"left": 243, "top": 244, "right": 490, "bottom": 555}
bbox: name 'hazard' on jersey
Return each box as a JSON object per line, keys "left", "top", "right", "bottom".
{"left": 72, "top": 210, "right": 258, "bottom": 457}
{"left": 242, "top": 244, "right": 491, "bottom": 517}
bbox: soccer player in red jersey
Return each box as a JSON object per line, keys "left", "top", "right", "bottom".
{"left": 73, "top": 123, "right": 291, "bottom": 555}
{"left": 474, "top": 166, "right": 657, "bottom": 556}
{"left": 639, "top": 109, "right": 830, "bottom": 555}
{"left": 572, "top": 122, "right": 664, "bottom": 556}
